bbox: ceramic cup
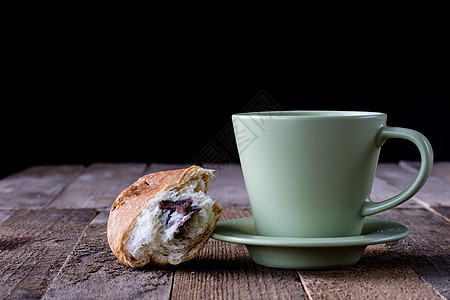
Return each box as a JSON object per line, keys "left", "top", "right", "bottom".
{"left": 233, "top": 111, "right": 433, "bottom": 238}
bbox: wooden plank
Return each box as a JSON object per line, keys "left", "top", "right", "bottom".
{"left": 43, "top": 211, "right": 173, "bottom": 300}
{"left": 0, "top": 165, "right": 84, "bottom": 209}
{"left": 434, "top": 206, "right": 450, "bottom": 220}
{"left": 49, "top": 163, "right": 147, "bottom": 209}
{"left": 0, "top": 210, "right": 13, "bottom": 224}
{"left": 380, "top": 208, "right": 450, "bottom": 299}
{"left": 376, "top": 163, "right": 450, "bottom": 208}
{"left": 171, "top": 207, "right": 307, "bottom": 300}
{"left": 298, "top": 207, "right": 448, "bottom": 299}
{"left": 0, "top": 208, "right": 96, "bottom": 299}
{"left": 2, "top": 162, "right": 445, "bottom": 299}
{"left": 371, "top": 177, "right": 421, "bottom": 208}
{"left": 298, "top": 243, "right": 442, "bottom": 300}
{"left": 204, "top": 163, "right": 250, "bottom": 207}
{"left": 401, "top": 161, "right": 450, "bottom": 185}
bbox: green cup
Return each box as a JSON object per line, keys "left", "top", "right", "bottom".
{"left": 233, "top": 111, "right": 433, "bottom": 238}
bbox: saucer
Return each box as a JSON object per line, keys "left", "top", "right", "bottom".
{"left": 211, "top": 217, "right": 408, "bottom": 269}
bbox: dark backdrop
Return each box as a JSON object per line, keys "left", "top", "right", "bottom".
{"left": 3, "top": 12, "right": 449, "bottom": 178}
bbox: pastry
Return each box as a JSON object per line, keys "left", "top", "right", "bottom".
{"left": 107, "top": 166, "right": 221, "bottom": 267}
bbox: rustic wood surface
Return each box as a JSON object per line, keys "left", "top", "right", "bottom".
{"left": 0, "top": 162, "right": 449, "bottom": 299}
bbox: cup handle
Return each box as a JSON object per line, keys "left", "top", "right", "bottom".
{"left": 362, "top": 126, "right": 433, "bottom": 216}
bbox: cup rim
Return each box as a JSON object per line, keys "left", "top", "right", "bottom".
{"left": 233, "top": 110, "right": 387, "bottom": 119}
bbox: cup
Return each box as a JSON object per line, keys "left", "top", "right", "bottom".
{"left": 233, "top": 111, "right": 433, "bottom": 238}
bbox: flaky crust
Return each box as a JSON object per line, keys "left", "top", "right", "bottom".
{"left": 107, "top": 166, "right": 221, "bottom": 267}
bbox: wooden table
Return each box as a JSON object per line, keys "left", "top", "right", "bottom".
{"left": 0, "top": 162, "right": 448, "bottom": 299}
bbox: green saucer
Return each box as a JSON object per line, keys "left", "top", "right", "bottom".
{"left": 211, "top": 217, "right": 408, "bottom": 269}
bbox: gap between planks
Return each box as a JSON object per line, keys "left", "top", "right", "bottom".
{"left": 170, "top": 206, "right": 448, "bottom": 299}
{"left": 42, "top": 166, "right": 86, "bottom": 208}
{"left": 43, "top": 210, "right": 173, "bottom": 299}
{"left": 410, "top": 198, "right": 450, "bottom": 223}
{"left": 42, "top": 210, "right": 99, "bottom": 298}
{"left": 170, "top": 207, "right": 308, "bottom": 300}
{"left": 397, "top": 161, "right": 450, "bottom": 223}
{"left": 2, "top": 162, "right": 449, "bottom": 299}
{"left": 0, "top": 209, "right": 98, "bottom": 299}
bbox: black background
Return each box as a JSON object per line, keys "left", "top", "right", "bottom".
{"left": 2, "top": 9, "right": 449, "bottom": 178}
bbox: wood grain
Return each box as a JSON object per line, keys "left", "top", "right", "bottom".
{"left": 435, "top": 206, "right": 450, "bottom": 220}
{"left": 401, "top": 161, "right": 450, "bottom": 185}
{"left": 371, "top": 177, "right": 421, "bottom": 208}
{"left": 0, "top": 209, "right": 96, "bottom": 299}
{"left": 298, "top": 244, "right": 443, "bottom": 300}
{"left": 43, "top": 211, "right": 173, "bottom": 300}
{"left": 0, "top": 210, "right": 13, "bottom": 224}
{"left": 171, "top": 207, "right": 307, "bottom": 300}
{"left": 0, "top": 162, "right": 448, "bottom": 299}
{"left": 380, "top": 208, "right": 450, "bottom": 299}
{"left": 376, "top": 163, "right": 450, "bottom": 208}
{"left": 49, "top": 163, "right": 147, "bottom": 209}
{"left": 0, "top": 165, "right": 83, "bottom": 209}
{"left": 298, "top": 206, "right": 449, "bottom": 299}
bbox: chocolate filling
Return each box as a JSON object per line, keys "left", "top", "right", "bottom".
{"left": 158, "top": 197, "right": 201, "bottom": 237}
